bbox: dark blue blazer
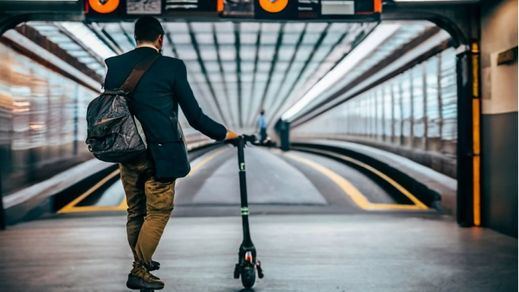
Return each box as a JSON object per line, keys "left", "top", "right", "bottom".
{"left": 104, "top": 47, "right": 227, "bottom": 179}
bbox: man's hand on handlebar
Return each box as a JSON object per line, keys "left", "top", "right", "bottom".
{"left": 224, "top": 131, "right": 257, "bottom": 147}
{"left": 225, "top": 130, "right": 240, "bottom": 140}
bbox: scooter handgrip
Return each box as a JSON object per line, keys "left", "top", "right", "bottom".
{"left": 225, "top": 138, "right": 240, "bottom": 147}
{"left": 225, "top": 134, "right": 257, "bottom": 147}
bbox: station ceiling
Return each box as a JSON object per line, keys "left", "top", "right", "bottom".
{"left": 27, "top": 20, "right": 376, "bottom": 130}
{"left": 24, "top": 19, "right": 443, "bottom": 131}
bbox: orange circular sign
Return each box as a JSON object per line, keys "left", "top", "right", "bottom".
{"left": 258, "top": 0, "right": 288, "bottom": 13}
{"left": 88, "top": 0, "right": 120, "bottom": 14}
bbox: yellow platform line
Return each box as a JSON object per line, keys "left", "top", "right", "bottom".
{"left": 58, "top": 170, "right": 120, "bottom": 213}
{"left": 311, "top": 149, "right": 428, "bottom": 209}
{"left": 59, "top": 148, "right": 226, "bottom": 214}
{"left": 285, "top": 152, "right": 428, "bottom": 211}
{"left": 58, "top": 205, "right": 127, "bottom": 213}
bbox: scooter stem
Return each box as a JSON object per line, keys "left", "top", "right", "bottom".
{"left": 237, "top": 136, "right": 253, "bottom": 246}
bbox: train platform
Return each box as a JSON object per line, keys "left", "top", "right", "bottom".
{"left": 0, "top": 147, "right": 517, "bottom": 291}
{"left": 0, "top": 1, "right": 517, "bottom": 291}
{"left": 0, "top": 213, "right": 516, "bottom": 292}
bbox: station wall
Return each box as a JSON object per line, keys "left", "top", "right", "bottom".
{"left": 292, "top": 48, "right": 458, "bottom": 178}
{"left": 0, "top": 33, "right": 206, "bottom": 195}
{"left": 0, "top": 42, "right": 97, "bottom": 194}
{"left": 480, "top": 0, "right": 518, "bottom": 236}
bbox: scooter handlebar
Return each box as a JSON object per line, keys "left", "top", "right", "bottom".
{"left": 225, "top": 134, "right": 257, "bottom": 147}
{"left": 242, "top": 134, "right": 257, "bottom": 143}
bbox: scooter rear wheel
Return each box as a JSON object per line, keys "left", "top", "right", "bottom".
{"left": 240, "top": 266, "right": 256, "bottom": 288}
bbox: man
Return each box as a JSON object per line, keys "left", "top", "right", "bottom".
{"left": 257, "top": 109, "right": 267, "bottom": 143}
{"left": 103, "top": 16, "right": 238, "bottom": 290}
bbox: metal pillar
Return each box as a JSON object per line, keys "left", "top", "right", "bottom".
{"left": 456, "top": 40, "right": 481, "bottom": 227}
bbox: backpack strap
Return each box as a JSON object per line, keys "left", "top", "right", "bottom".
{"left": 120, "top": 53, "right": 160, "bottom": 94}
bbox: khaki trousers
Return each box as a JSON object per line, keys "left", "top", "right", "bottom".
{"left": 119, "top": 154, "right": 175, "bottom": 266}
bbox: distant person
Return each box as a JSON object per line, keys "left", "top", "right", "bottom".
{"left": 257, "top": 109, "right": 267, "bottom": 143}
{"left": 103, "top": 16, "right": 238, "bottom": 291}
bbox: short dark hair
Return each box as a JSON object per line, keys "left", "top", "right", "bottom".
{"left": 134, "top": 16, "right": 165, "bottom": 42}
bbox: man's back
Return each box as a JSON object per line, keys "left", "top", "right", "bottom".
{"left": 104, "top": 47, "right": 226, "bottom": 178}
{"left": 105, "top": 47, "right": 183, "bottom": 143}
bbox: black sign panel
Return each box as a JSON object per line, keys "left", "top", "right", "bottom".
{"left": 164, "top": 0, "right": 216, "bottom": 12}
{"left": 127, "top": 0, "right": 162, "bottom": 14}
{"left": 252, "top": 0, "right": 378, "bottom": 20}
{"left": 86, "top": 0, "right": 216, "bottom": 20}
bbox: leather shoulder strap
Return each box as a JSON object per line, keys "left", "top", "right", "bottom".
{"left": 120, "top": 53, "right": 160, "bottom": 94}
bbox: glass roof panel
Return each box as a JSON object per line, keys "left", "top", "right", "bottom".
{"left": 219, "top": 46, "right": 236, "bottom": 60}
{"left": 241, "top": 62, "right": 255, "bottom": 72}
{"left": 240, "top": 33, "right": 257, "bottom": 44}
{"left": 191, "top": 22, "right": 213, "bottom": 32}
{"left": 258, "top": 46, "right": 275, "bottom": 60}
{"left": 171, "top": 33, "right": 191, "bottom": 44}
{"left": 256, "top": 62, "right": 271, "bottom": 72}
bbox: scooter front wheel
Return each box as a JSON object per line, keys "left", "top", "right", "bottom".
{"left": 240, "top": 266, "right": 256, "bottom": 288}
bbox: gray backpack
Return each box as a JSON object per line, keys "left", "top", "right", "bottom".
{"left": 85, "top": 54, "right": 159, "bottom": 163}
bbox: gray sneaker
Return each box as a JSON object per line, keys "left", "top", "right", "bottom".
{"left": 126, "top": 264, "right": 164, "bottom": 290}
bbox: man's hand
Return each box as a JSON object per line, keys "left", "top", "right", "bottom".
{"left": 225, "top": 130, "right": 239, "bottom": 140}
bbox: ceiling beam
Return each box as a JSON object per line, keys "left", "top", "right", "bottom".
{"left": 187, "top": 22, "right": 229, "bottom": 126}
{"left": 264, "top": 23, "right": 330, "bottom": 126}
{"left": 234, "top": 23, "right": 243, "bottom": 128}
{"left": 165, "top": 32, "right": 179, "bottom": 58}
{"left": 263, "top": 23, "right": 308, "bottom": 125}
{"left": 269, "top": 23, "right": 360, "bottom": 125}
{"left": 213, "top": 23, "right": 234, "bottom": 126}
{"left": 53, "top": 23, "right": 106, "bottom": 67}
{"left": 249, "top": 23, "right": 285, "bottom": 126}
{"left": 118, "top": 22, "right": 136, "bottom": 49}
{"left": 11, "top": 24, "right": 102, "bottom": 87}
{"left": 291, "top": 26, "right": 447, "bottom": 127}
{"left": 245, "top": 24, "right": 262, "bottom": 129}
{"left": 86, "top": 23, "right": 124, "bottom": 55}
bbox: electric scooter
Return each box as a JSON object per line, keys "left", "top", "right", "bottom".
{"left": 228, "top": 134, "right": 264, "bottom": 289}
{"left": 140, "top": 135, "right": 263, "bottom": 292}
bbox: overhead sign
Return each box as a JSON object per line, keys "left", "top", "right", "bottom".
{"left": 85, "top": 0, "right": 381, "bottom": 20}
{"left": 88, "top": 0, "right": 120, "bottom": 14}
{"left": 87, "top": 0, "right": 163, "bottom": 17}
{"left": 86, "top": 0, "right": 217, "bottom": 19}
{"left": 258, "top": 0, "right": 288, "bottom": 13}
{"left": 164, "top": 0, "right": 216, "bottom": 12}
